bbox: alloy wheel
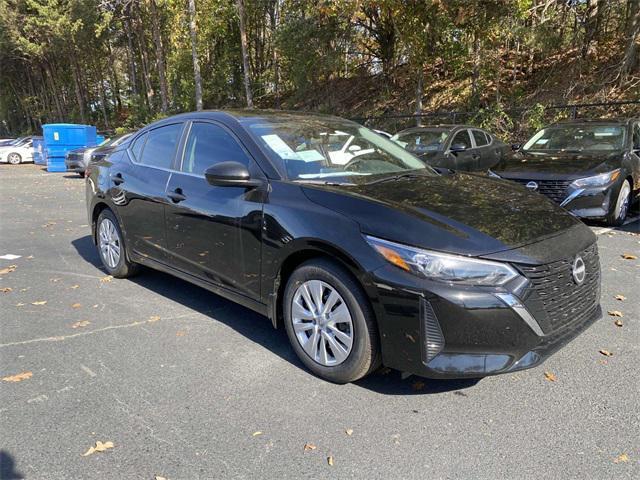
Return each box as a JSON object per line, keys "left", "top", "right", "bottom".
{"left": 291, "top": 280, "right": 354, "bottom": 366}
{"left": 98, "top": 218, "right": 121, "bottom": 269}
{"left": 8, "top": 153, "right": 21, "bottom": 164}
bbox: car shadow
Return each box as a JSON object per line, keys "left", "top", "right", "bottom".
{"left": 0, "top": 451, "right": 23, "bottom": 480}
{"left": 71, "top": 235, "right": 480, "bottom": 396}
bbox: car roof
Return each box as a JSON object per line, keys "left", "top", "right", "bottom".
{"left": 551, "top": 118, "right": 637, "bottom": 126}
{"left": 394, "top": 125, "right": 475, "bottom": 135}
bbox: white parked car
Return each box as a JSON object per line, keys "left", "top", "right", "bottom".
{"left": 0, "top": 137, "right": 34, "bottom": 164}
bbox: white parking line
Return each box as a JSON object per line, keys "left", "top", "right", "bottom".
{"left": 591, "top": 215, "right": 640, "bottom": 235}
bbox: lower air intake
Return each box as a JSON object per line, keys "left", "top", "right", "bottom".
{"left": 421, "top": 299, "right": 445, "bottom": 363}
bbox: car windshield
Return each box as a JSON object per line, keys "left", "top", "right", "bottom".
{"left": 523, "top": 125, "right": 626, "bottom": 152}
{"left": 391, "top": 128, "right": 450, "bottom": 154}
{"left": 243, "top": 116, "right": 430, "bottom": 182}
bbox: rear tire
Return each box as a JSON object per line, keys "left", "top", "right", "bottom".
{"left": 605, "top": 179, "right": 631, "bottom": 227}
{"left": 7, "top": 153, "right": 21, "bottom": 165}
{"left": 96, "top": 209, "right": 140, "bottom": 278}
{"left": 283, "top": 259, "right": 381, "bottom": 383}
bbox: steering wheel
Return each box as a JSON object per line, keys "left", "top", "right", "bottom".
{"left": 343, "top": 156, "right": 368, "bottom": 172}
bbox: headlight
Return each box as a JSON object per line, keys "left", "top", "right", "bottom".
{"left": 570, "top": 169, "right": 620, "bottom": 188}
{"left": 487, "top": 169, "right": 501, "bottom": 178}
{"left": 365, "top": 235, "right": 519, "bottom": 286}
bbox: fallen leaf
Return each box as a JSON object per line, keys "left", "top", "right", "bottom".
{"left": 0, "top": 265, "right": 17, "bottom": 275}
{"left": 15, "top": 303, "right": 25, "bottom": 307}
{"left": 621, "top": 253, "right": 637, "bottom": 260}
{"left": 26, "top": 255, "right": 34, "bottom": 259}
{"left": 614, "top": 295, "right": 626, "bottom": 301}
{"left": 544, "top": 371, "right": 557, "bottom": 382}
{"left": 155, "top": 477, "right": 168, "bottom": 480}
{"left": 599, "top": 349, "right": 613, "bottom": 357}
{"left": 50, "top": 278, "right": 61, "bottom": 283}
{"left": 31, "top": 300, "right": 47, "bottom": 306}
{"left": 614, "top": 453, "right": 629, "bottom": 463}
{"left": 345, "top": 429, "right": 353, "bottom": 436}
{"left": 176, "top": 331, "right": 186, "bottom": 337}
{"left": 99, "top": 275, "right": 113, "bottom": 283}
{"left": 327, "top": 456, "right": 334, "bottom": 466}
{"left": 614, "top": 319, "right": 623, "bottom": 327}
{"left": 303, "top": 443, "right": 316, "bottom": 452}
{"left": 412, "top": 380, "right": 425, "bottom": 391}
{"left": 71, "top": 320, "right": 90, "bottom": 329}
{"left": 252, "top": 431, "right": 263, "bottom": 437}
{"left": 607, "top": 310, "right": 624, "bottom": 317}
{"left": 71, "top": 303, "right": 82, "bottom": 308}
{"left": 0, "top": 287, "right": 12, "bottom": 293}
{"left": 70, "top": 284, "right": 80, "bottom": 289}
{"left": 2, "top": 371, "right": 33, "bottom": 382}
{"left": 148, "top": 315, "right": 161, "bottom": 323}
{"left": 82, "top": 441, "right": 114, "bottom": 456}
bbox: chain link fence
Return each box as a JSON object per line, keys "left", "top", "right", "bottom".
{"left": 353, "top": 100, "right": 640, "bottom": 142}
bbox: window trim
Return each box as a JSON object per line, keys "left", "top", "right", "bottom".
{"left": 128, "top": 122, "right": 185, "bottom": 172}
{"left": 176, "top": 119, "right": 258, "bottom": 178}
{"left": 470, "top": 129, "right": 490, "bottom": 148}
{"left": 448, "top": 128, "right": 473, "bottom": 151}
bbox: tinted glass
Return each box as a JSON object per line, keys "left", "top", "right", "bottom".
{"left": 523, "top": 125, "right": 625, "bottom": 151}
{"left": 633, "top": 123, "right": 640, "bottom": 148}
{"left": 391, "top": 128, "right": 450, "bottom": 154}
{"left": 451, "top": 130, "right": 472, "bottom": 149}
{"left": 139, "top": 124, "right": 182, "bottom": 169}
{"left": 130, "top": 133, "right": 147, "bottom": 161}
{"left": 242, "top": 116, "right": 430, "bottom": 182}
{"left": 472, "top": 130, "right": 488, "bottom": 147}
{"left": 182, "top": 122, "right": 250, "bottom": 175}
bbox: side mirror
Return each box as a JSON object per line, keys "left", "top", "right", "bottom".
{"left": 449, "top": 143, "right": 467, "bottom": 153}
{"left": 511, "top": 143, "right": 521, "bottom": 151}
{"left": 204, "top": 161, "right": 261, "bottom": 188}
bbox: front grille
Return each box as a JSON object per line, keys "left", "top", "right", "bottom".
{"left": 518, "top": 243, "right": 601, "bottom": 334}
{"left": 512, "top": 179, "right": 571, "bottom": 204}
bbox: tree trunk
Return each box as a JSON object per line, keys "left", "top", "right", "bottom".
{"left": 415, "top": 65, "right": 423, "bottom": 127}
{"left": 188, "top": 0, "right": 203, "bottom": 111}
{"left": 237, "top": 0, "right": 254, "bottom": 108}
{"left": 134, "top": 15, "right": 155, "bottom": 109}
{"left": 270, "top": 1, "right": 280, "bottom": 108}
{"left": 622, "top": 0, "right": 640, "bottom": 76}
{"left": 124, "top": 16, "right": 139, "bottom": 96}
{"left": 71, "top": 57, "right": 86, "bottom": 123}
{"left": 150, "top": 0, "right": 169, "bottom": 112}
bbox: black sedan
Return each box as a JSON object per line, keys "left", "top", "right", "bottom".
{"left": 391, "top": 125, "right": 509, "bottom": 172}
{"left": 85, "top": 110, "right": 601, "bottom": 383}
{"left": 490, "top": 118, "right": 640, "bottom": 226}
{"left": 66, "top": 133, "right": 132, "bottom": 177}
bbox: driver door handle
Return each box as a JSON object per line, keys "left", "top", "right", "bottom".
{"left": 167, "top": 188, "right": 186, "bottom": 203}
{"left": 112, "top": 173, "right": 124, "bottom": 185}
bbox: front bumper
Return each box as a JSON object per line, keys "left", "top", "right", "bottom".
{"left": 368, "top": 254, "right": 601, "bottom": 379}
{"left": 65, "top": 156, "right": 87, "bottom": 172}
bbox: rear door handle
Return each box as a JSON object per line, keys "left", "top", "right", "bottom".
{"left": 112, "top": 173, "right": 124, "bottom": 185}
{"left": 167, "top": 188, "right": 186, "bottom": 203}
{"left": 471, "top": 154, "right": 481, "bottom": 160}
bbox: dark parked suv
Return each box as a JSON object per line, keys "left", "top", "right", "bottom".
{"left": 490, "top": 118, "right": 640, "bottom": 226}
{"left": 86, "top": 110, "right": 601, "bottom": 383}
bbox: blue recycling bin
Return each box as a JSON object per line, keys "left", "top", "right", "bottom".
{"left": 96, "top": 134, "right": 105, "bottom": 145}
{"left": 42, "top": 123, "right": 97, "bottom": 172}
{"left": 32, "top": 136, "right": 45, "bottom": 165}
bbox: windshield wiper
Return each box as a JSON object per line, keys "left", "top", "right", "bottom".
{"left": 365, "top": 172, "right": 426, "bottom": 186}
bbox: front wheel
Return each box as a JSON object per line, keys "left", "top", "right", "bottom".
{"left": 7, "top": 153, "right": 22, "bottom": 165}
{"left": 605, "top": 179, "right": 631, "bottom": 227}
{"left": 283, "top": 259, "right": 380, "bottom": 383}
{"left": 96, "top": 209, "right": 139, "bottom": 278}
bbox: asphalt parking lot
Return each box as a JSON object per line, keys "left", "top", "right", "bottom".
{"left": 1, "top": 163, "right": 639, "bottom": 480}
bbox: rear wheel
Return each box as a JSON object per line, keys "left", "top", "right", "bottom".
{"left": 605, "top": 179, "right": 631, "bottom": 226}
{"left": 96, "top": 209, "right": 139, "bottom": 278}
{"left": 7, "top": 153, "right": 21, "bottom": 165}
{"left": 283, "top": 259, "right": 380, "bottom": 383}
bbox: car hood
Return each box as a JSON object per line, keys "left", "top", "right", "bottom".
{"left": 493, "top": 150, "right": 622, "bottom": 178}
{"left": 301, "top": 173, "right": 589, "bottom": 259}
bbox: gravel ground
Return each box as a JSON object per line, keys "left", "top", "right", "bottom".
{"left": 1, "top": 163, "right": 639, "bottom": 480}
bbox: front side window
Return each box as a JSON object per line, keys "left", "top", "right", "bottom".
{"left": 242, "top": 116, "right": 430, "bottom": 182}
{"left": 472, "top": 130, "right": 488, "bottom": 147}
{"left": 138, "top": 124, "right": 183, "bottom": 169}
{"left": 182, "top": 122, "right": 250, "bottom": 175}
{"left": 523, "top": 125, "right": 626, "bottom": 152}
{"left": 451, "top": 130, "right": 472, "bottom": 149}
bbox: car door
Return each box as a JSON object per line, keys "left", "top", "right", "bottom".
{"left": 164, "top": 120, "right": 265, "bottom": 299}
{"left": 447, "top": 129, "right": 478, "bottom": 171}
{"left": 471, "top": 129, "right": 499, "bottom": 170}
{"left": 114, "top": 123, "right": 184, "bottom": 263}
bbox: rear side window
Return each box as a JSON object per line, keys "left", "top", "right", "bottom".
{"left": 472, "top": 130, "right": 488, "bottom": 147}
{"left": 451, "top": 130, "right": 472, "bottom": 149}
{"left": 182, "top": 122, "right": 250, "bottom": 175}
{"left": 130, "top": 133, "right": 147, "bottom": 162}
{"left": 138, "top": 123, "right": 183, "bottom": 169}
{"left": 633, "top": 123, "right": 640, "bottom": 148}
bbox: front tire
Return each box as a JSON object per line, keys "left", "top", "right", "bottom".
{"left": 605, "top": 179, "right": 631, "bottom": 227}
{"left": 7, "top": 153, "right": 21, "bottom": 165}
{"left": 96, "top": 209, "right": 139, "bottom": 278}
{"left": 283, "top": 259, "right": 380, "bottom": 383}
